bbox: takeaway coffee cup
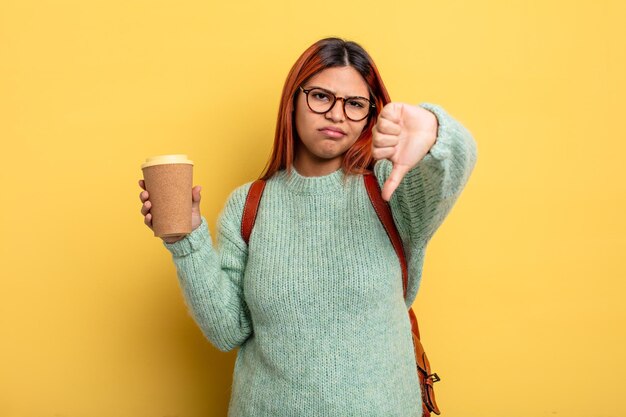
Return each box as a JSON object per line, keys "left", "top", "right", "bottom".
{"left": 141, "top": 154, "right": 194, "bottom": 238}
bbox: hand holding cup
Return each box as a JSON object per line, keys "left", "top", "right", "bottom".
{"left": 139, "top": 180, "right": 203, "bottom": 244}
{"left": 139, "top": 154, "right": 201, "bottom": 244}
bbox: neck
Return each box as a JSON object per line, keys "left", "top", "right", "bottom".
{"left": 293, "top": 155, "right": 343, "bottom": 177}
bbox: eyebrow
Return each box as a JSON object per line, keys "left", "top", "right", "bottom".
{"left": 305, "top": 85, "right": 370, "bottom": 100}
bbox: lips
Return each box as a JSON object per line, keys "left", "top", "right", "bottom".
{"left": 319, "top": 126, "right": 346, "bottom": 138}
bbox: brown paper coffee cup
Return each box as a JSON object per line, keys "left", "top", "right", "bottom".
{"left": 141, "top": 154, "right": 194, "bottom": 238}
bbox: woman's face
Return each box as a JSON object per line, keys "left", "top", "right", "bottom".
{"left": 294, "top": 66, "right": 370, "bottom": 172}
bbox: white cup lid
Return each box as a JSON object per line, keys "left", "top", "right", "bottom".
{"left": 141, "top": 154, "right": 194, "bottom": 169}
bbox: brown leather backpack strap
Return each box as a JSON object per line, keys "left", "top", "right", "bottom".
{"left": 363, "top": 173, "right": 422, "bottom": 335}
{"left": 363, "top": 174, "right": 410, "bottom": 300}
{"left": 364, "top": 173, "right": 441, "bottom": 416}
{"left": 241, "top": 179, "right": 266, "bottom": 245}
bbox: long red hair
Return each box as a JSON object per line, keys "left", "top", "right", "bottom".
{"left": 260, "top": 38, "right": 391, "bottom": 180}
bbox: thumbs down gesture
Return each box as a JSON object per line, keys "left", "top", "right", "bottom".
{"left": 372, "top": 103, "right": 439, "bottom": 201}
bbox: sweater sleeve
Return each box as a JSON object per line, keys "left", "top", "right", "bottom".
{"left": 374, "top": 102, "right": 478, "bottom": 303}
{"left": 161, "top": 183, "right": 253, "bottom": 352}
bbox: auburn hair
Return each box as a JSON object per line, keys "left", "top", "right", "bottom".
{"left": 259, "top": 37, "right": 391, "bottom": 180}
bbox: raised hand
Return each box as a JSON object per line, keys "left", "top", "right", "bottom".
{"left": 371, "top": 103, "right": 439, "bottom": 201}
{"left": 139, "top": 179, "right": 203, "bottom": 244}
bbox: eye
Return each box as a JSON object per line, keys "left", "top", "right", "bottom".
{"left": 310, "top": 89, "right": 332, "bottom": 102}
{"left": 347, "top": 98, "right": 367, "bottom": 109}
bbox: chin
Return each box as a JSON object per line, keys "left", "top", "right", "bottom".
{"left": 315, "top": 148, "right": 345, "bottom": 160}
{"left": 319, "top": 142, "right": 350, "bottom": 156}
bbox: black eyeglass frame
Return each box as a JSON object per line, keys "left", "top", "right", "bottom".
{"left": 299, "top": 86, "right": 376, "bottom": 122}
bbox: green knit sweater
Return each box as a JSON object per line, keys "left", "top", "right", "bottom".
{"left": 163, "top": 102, "right": 477, "bottom": 416}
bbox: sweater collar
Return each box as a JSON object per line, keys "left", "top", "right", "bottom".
{"left": 279, "top": 166, "right": 350, "bottom": 195}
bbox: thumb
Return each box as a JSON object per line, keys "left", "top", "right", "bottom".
{"left": 382, "top": 164, "right": 410, "bottom": 202}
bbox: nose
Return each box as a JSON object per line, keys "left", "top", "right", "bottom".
{"left": 325, "top": 98, "right": 345, "bottom": 122}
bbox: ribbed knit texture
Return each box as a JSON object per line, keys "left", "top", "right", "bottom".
{"left": 163, "top": 102, "right": 478, "bottom": 416}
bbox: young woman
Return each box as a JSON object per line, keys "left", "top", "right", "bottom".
{"left": 138, "top": 37, "right": 477, "bottom": 416}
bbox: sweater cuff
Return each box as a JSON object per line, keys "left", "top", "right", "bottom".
{"left": 418, "top": 102, "right": 455, "bottom": 162}
{"left": 162, "top": 215, "right": 211, "bottom": 257}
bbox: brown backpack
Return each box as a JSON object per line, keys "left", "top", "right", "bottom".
{"left": 241, "top": 172, "right": 441, "bottom": 416}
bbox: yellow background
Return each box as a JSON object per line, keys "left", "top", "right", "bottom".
{"left": 1, "top": 0, "right": 624, "bottom": 416}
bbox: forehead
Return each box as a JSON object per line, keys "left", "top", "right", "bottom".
{"left": 304, "top": 66, "right": 369, "bottom": 97}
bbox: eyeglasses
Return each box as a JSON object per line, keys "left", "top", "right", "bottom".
{"left": 299, "top": 86, "right": 375, "bottom": 122}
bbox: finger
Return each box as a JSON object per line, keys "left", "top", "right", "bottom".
{"left": 139, "top": 190, "right": 149, "bottom": 202}
{"left": 382, "top": 164, "right": 410, "bottom": 201}
{"left": 192, "top": 185, "right": 202, "bottom": 203}
{"left": 372, "top": 133, "right": 399, "bottom": 149}
{"left": 372, "top": 146, "right": 395, "bottom": 161}
{"left": 375, "top": 117, "right": 402, "bottom": 136}
{"left": 141, "top": 200, "right": 151, "bottom": 215}
{"left": 379, "top": 102, "right": 403, "bottom": 124}
{"left": 139, "top": 179, "right": 146, "bottom": 190}
{"left": 144, "top": 213, "right": 153, "bottom": 228}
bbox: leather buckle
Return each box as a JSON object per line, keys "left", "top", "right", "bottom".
{"left": 428, "top": 373, "right": 441, "bottom": 383}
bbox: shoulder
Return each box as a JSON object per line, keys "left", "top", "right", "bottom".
{"left": 213, "top": 181, "right": 257, "bottom": 251}
{"left": 229, "top": 181, "right": 255, "bottom": 203}
{"left": 221, "top": 181, "right": 254, "bottom": 222}
{"left": 225, "top": 171, "right": 288, "bottom": 211}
